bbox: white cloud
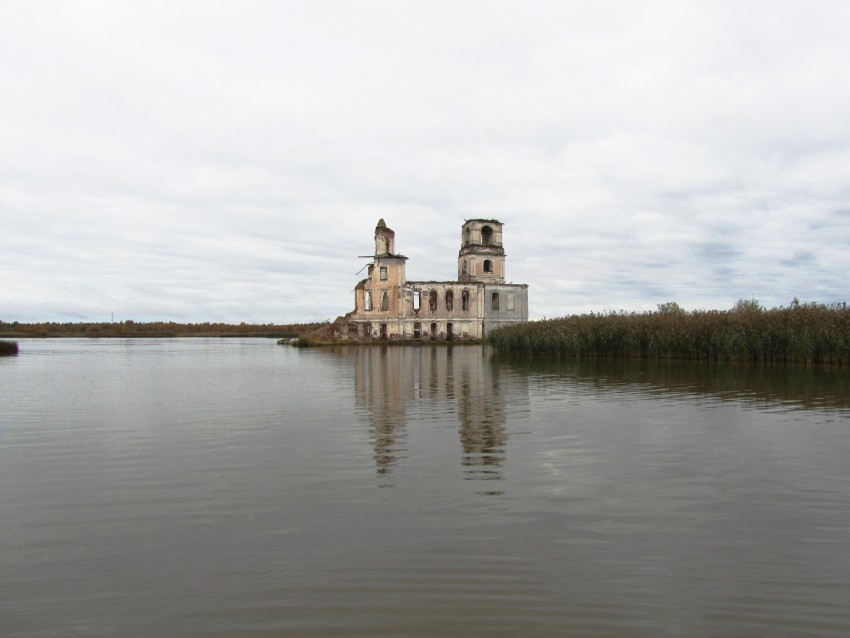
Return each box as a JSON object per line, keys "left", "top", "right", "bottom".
{"left": 2, "top": 0, "right": 849, "bottom": 322}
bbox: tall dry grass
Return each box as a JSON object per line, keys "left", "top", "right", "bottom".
{"left": 487, "top": 302, "right": 850, "bottom": 365}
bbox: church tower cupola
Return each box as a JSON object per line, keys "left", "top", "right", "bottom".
{"left": 374, "top": 218, "right": 395, "bottom": 256}
{"left": 458, "top": 219, "right": 506, "bottom": 283}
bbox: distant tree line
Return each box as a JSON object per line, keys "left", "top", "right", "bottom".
{"left": 0, "top": 320, "right": 327, "bottom": 339}
{"left": 487, "top": 300, "right": 850, "bottom": 365}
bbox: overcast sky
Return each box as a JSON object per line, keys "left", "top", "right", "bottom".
{"left": 2, "top": 1, "right": 849, "bottom": 323}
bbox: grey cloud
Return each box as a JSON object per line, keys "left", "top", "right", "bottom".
{"left": 3, "top": 1, "right": 850, "bottom": 322}
{"left": 695, "top": 242, "right": 741, "bottom": 261}
{"left": 780, "top": 252, "right": 816, "bottom": 268}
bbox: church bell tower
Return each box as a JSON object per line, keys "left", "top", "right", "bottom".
{"left": 458, "top": 219, "right": 506, "bottom": 283}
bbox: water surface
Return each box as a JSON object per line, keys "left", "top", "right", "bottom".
{"left": 2, "top": 339, "right": 849, "bottom": 636}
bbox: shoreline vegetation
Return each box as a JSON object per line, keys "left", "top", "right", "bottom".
{"left": 0, "top": 340, "right": 19, "bottom": 355}
{"left": 487, "top": 300, "right": 850, "bottom": 365}
{"left": 0, "top": 321, "right": 326, "bottom": 339}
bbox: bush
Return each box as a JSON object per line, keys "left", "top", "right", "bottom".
{"left": 0, "top": 340, "right": 19, "bottom": 355}
{"left": 292, "top": 334, "right": 315, "bottom": 348}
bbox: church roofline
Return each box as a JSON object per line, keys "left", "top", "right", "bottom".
{"left": 406, "top": 280, "right": 527, "bottom": 287}
{"left": 358, "top": 253, "right": 408, "bottom": 260}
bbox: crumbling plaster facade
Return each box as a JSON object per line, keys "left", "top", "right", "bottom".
{"left": 347, "top": 219, "right": 528, "bottom": 341}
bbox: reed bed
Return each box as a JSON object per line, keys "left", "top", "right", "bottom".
{"left": 0, "top": 340, "right": 19, "bottom": 355}
{"left": 488, "top": 303, "right": 850, "bottom": 365}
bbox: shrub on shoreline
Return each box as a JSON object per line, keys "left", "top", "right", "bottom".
{"left": 0, "top": 340, "right": 19, "bottom": 355}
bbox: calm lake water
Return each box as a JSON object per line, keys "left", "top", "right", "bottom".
{"left": 2, "top": 339, "right": 850, "bottom": 637}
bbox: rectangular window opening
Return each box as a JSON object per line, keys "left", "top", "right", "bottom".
{"left": 491, "top": 292, "right": 500, "bottom": 311}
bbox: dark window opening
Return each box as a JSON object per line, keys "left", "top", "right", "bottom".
{"left": 429, "top": 290, "right": 438, "bottom": 312}
{"left": 445, "top": 290, "right": 453, "bottom": 311}
{"left": 447, "top": 322, "right": 453, "bottom": 340}
{"left": 430, "top": 322, "right": 437, "bottom": 340}
{"left": 461, "top": 290, "right": 470, "bottom": 311}
{"left": 482, "top": 225, "right": 493, "bottom": 246}
{"left": 380, "top": 323, "right": 387, "bottom": 339}
{"left": 380, "top": 291, "right": 389, "bottom": 311}
{"left": 413, "top": 322, "right": 421, "bottom": 339}
{"left": 484, "top": 259, "right": 492, "bottom": 273}
{"left": 491, "top": 292, "right": 500, "bottom": 311}
{"left": 379, "top": 266, "right": 388, "bottom": 280}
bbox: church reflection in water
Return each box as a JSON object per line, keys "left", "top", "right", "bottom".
{"left": 352, "top": 346, "right": 415, "bottom": 477}
{"left": 342, "top": 345, "right": 528, "bottom": 486}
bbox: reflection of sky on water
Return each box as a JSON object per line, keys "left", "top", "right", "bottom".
{"left": 493, "top": 354, "right": 850, "bottom": 415}
{"left": 489, "top": 354, "right": 850, "bottom": 522}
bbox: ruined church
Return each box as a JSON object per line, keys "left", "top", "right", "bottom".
{"left": 346, "top": 219, "right": 528, "bottom": 341}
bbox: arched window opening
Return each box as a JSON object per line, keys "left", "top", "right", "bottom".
{"left": 481, "top": 226, "right": 493, "bottom": 246}
{"left": 365, "top": 291, "right": 372, "bottom": 311}
{"left": 445, "top": 290, "right": 453, "bottom": 311}
{"left": 380, "top": 291, "right": 389, "bottom": 311}
{"left": 484, "top": 259, "right": 493, "bottom": 273}
{"left": 429, "top": 290, "right": 438, "bottom": 312}
{"left": 461, "top": 290, "right": 470, "bottom": 311}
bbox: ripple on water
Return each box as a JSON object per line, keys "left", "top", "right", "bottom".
{"left": 2, "top": 341, "right": 849, "bottom": 637}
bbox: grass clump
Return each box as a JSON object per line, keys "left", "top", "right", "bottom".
{"left": 488, "top": 300, "right": 850, "bottom": 365}
{"left": 291, "top": 334, "right": 316, "bottom": 348}
{"left": 0, "top": 340, "right": 19, "bottom": 355}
